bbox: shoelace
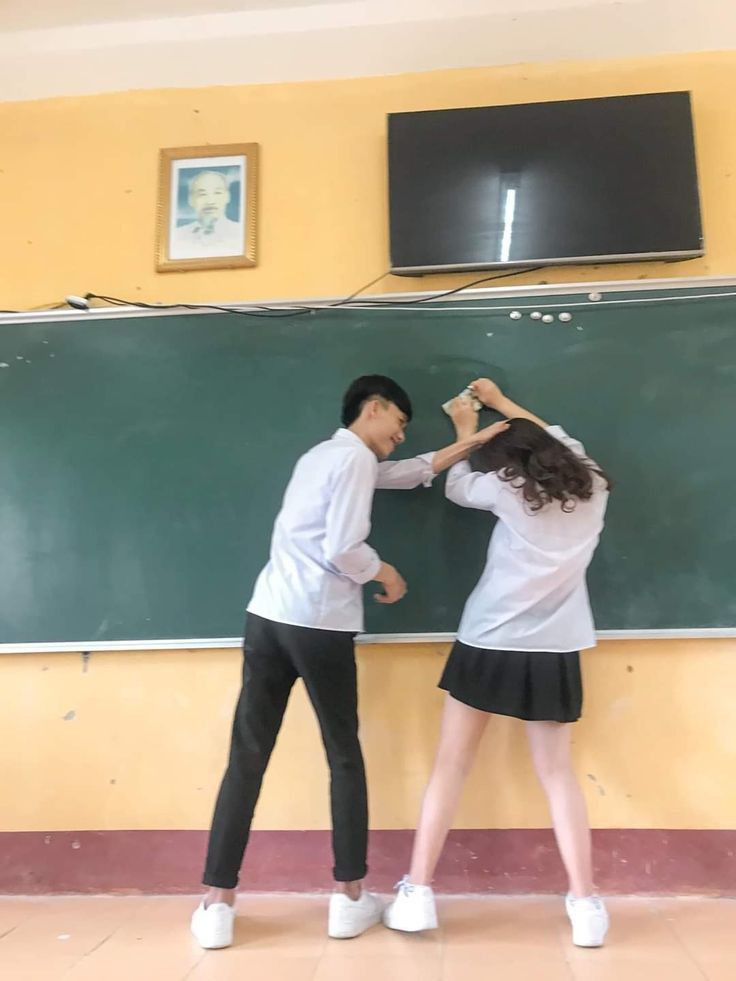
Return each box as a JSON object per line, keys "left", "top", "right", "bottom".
{"left": 394, "top": 874, "right": 414, "bottom": 896}
{"left": 569, "top": 895, "right": 605, "bottom": 913}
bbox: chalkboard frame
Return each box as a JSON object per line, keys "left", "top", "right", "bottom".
{"left": 2, "top": 274, "right": 735, "bottom": 652}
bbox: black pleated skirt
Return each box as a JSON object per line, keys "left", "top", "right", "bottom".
{"left": 438, "top": 640, "right": 583, "bottom": 723}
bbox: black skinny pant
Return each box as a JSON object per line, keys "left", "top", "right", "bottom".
{"left": 203, "top": 614, "right": 368, "bottom": 888}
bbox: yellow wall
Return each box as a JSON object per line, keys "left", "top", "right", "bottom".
{"left": 3, "top": 51, "right": 736, "bottom": 834}
{"left": 4, "top": 640, "right": 736, "bottom": 832}
{"left": 2, "top": 51, "right": 736, "bottom": 312}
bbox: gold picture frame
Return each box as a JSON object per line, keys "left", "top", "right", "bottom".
{"left": 155, "top": 143, "right": 258, "bottom": 272}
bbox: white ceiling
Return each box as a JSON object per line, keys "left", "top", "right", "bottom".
{"left": 0, "top": 0, "right": 632, "bottom": 32}
{"left": 1, "top": 0, "right": 736, "bottom": 102}
{"left": 0, "top": 0, "right": 358, "bottom": 32}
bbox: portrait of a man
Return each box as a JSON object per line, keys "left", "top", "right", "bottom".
{"left": 156, "top": 144, "right": 258, "bottom": 271}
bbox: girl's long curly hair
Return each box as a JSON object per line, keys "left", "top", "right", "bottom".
{"left": 476, "top": 418, "right": 611, "bottom": 513}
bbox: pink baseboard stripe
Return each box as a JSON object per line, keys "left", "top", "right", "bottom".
{"left": 1, "top": 829, "right": 734, "bottom": 895}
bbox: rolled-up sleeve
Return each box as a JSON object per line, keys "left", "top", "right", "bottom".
{"left": 324, "top": 451, "right": 382, "bottom": 583}
{"left": 376, "top": 453, "right": 435, "bottom": 490}
{"left": 445, "top": 461, "right": 504, "bottom": 512}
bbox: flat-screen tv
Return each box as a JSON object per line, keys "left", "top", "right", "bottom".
{"left": 388, "top": 92, "right": 704, "bottom": 275}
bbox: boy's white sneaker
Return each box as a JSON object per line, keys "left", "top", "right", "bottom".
{"left": 383, "top": 875, "right": 438, "bottom": 932}
{"left": 565, "top": 894, "right": 609, "bottom": 947}
{"left": 328, "top": 890, "right": 384, "bottom": 939}
{"left": 190, "top": 900, "right": 235, "bottom": 949}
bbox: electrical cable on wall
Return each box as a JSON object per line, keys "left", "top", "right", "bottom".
{"left": 0, "top": 266, "right": 544, "bottom": 319}
{"left": 83, "top": 267, "right": 542, "bottom": 316}
{"left": 3, "top": 276, "right": 736, "bottom": 321}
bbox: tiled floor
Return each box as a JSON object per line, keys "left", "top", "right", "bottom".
{"left": 0, "top": 894, "right": 734, "bottom": 980}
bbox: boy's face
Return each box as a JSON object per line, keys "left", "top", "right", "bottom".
{"left": 364, "top": 399, "right": 408, "bottom": 460}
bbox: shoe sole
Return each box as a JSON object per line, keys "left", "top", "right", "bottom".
{"left": 570, "top": 923, "right": 608, "bottom": 947}
{"left": 383, "top": 916, "right": 438, "bottom": 933}
{"left": 191, "top": 930, "right": 233, "bottom": 949}
{"left": 384, "top": 923, "right": 438, "bottom": 933}
{"left": 572, "top": 934, "right": 607, "bottom": 948}
{"left": 328, "top": 922, "right": 382, "bottom": 939}
{"left": 566, "top": 902, "right": 608, "bottom": 949}
{"left": 191, "top": 920, "right": 234, "bottom": 950}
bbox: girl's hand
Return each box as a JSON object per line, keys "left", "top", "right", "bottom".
{"left": 470, "top": 378, "right": 504, "bottom": 410}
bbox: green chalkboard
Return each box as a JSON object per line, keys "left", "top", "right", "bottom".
{"left": 1, "top": 285, "right": 735, "bottom": 645}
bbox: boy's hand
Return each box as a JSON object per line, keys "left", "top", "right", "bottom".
{"left": 448, "top": 396, "right": 479, "bottom": 439}
{"left": 474, "top": 419, "right": 510, "bottom": 445}
{"left": 374, "top": 563, "right": 408, "bottom": 604}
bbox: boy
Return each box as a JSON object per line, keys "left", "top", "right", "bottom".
{"left": 192, "top": 375, "right": 507, "bottom": 947}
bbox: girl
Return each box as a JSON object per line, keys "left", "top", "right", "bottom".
{"left": 384, "top": 377, "right": 612, "bottom": 947}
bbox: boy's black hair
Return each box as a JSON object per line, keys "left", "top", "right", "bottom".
{"left": 341, "top": 375, "right": 413, "bottom": 427}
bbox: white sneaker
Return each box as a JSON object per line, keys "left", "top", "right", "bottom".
{"left": 328, "top": 891, "right": 384, "bottom": 939}
{"left": 565, "top": 894, "right": 609, "bottom": 947}
{"left": 383, "top": 875, "right": 438, "bottom": 932}
{"left": 191, "top": 900, "right": 235, "bottom": 949}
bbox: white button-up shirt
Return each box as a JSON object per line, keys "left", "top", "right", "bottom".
{"left": 446, "top": 426, "right": 608, "bottom": 653}
{"left": 247, "top": 429, "right": 435, "bottom": 632}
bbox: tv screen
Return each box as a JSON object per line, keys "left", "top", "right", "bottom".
{"left": 388, "top": 92, "right": 703, "bottom": 275}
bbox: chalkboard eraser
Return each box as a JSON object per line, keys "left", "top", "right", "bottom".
{"left": 442, "top": 388, "right": 482, "bottom": 415}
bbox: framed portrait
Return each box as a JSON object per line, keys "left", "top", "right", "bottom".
{"left": 155, "top": 143, "right": 258, "bottom": 272}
